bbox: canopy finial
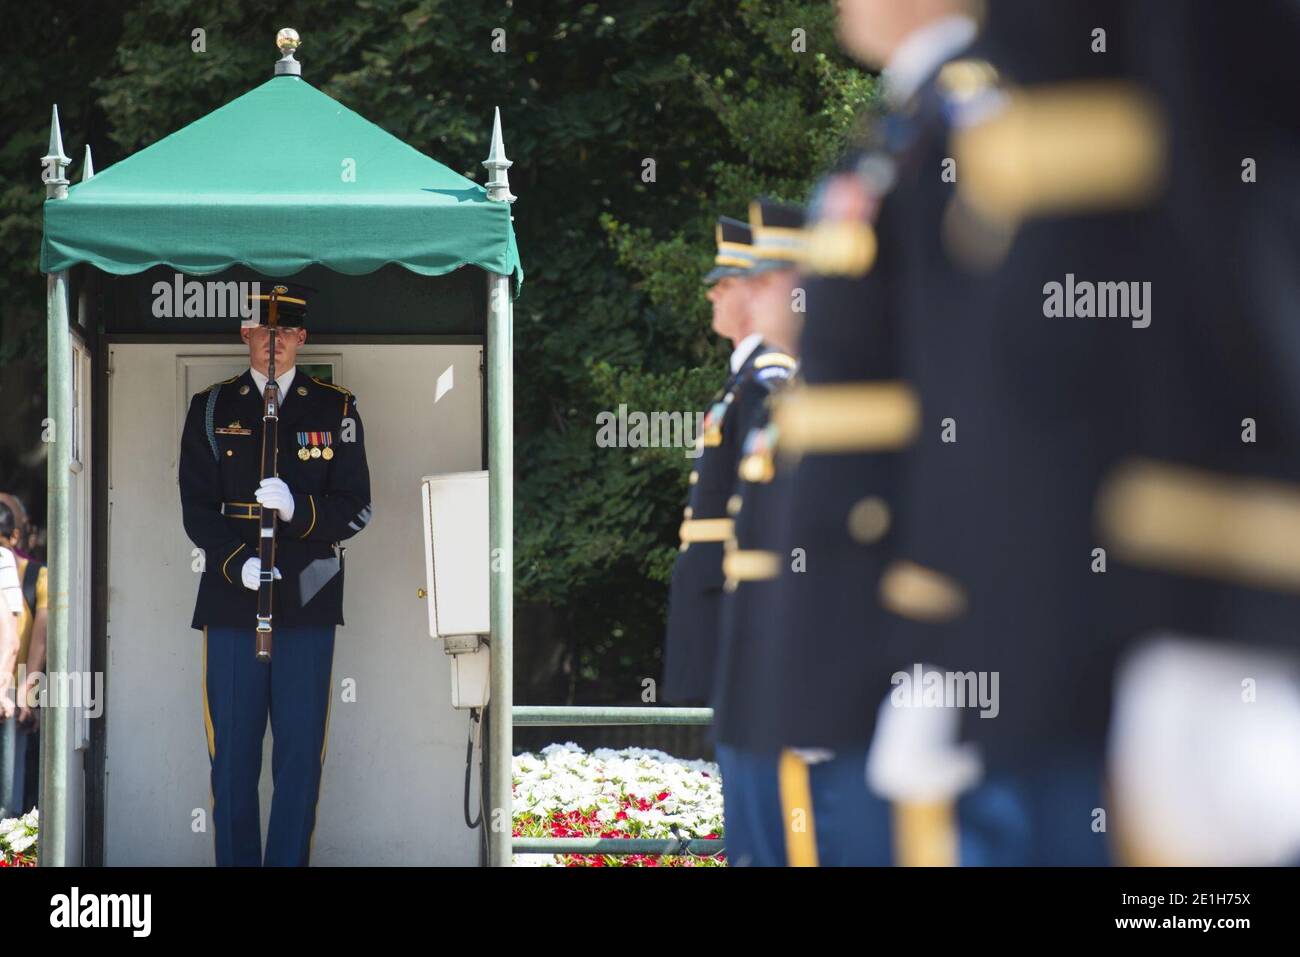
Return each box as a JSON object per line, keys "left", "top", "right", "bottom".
{"left": 80, "top": 144, "right": 95, "bottom": 182}
{"left": 482, "top": 107, "right": 516, "bottom": 204}
{"left": 41, "top": 104, "right": 72, "bottom": 199}
{"left": 275, "top": 27, "right": 302, "bottom": 76}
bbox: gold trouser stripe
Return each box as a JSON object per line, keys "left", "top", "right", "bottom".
{"left": 778, "top": 750, "right": 819, "bottom": 867}
{"left": 300, "top": 494, "right": 317, "bottom": 538}
{"left": 879, "top": 560, "right": 967, "bottom": 623}
{"left": 678, "top": 517, "right": 734, "bottom": 544}
{"left": 202, "top": 628, "right": 216, "bottom": 862}
{"left": 723, "top": 549, "right": 780, "bottom": 583}
{"left": 1098, "top": 458, "right": 1300, "bottom": 593}
{"left": 220, "top": 543, "right": 247, "bottom": 584}
{"left": 954, "top": 81, "right": 1165, "bottom": 223}
{"left": 201, "top": 628, "right": 215, "bottom": 759}
{"left": 773, "top": 382, "right": 920, "bottom": 456}
{"left": 309, "top": 663, "right": 336, "bottom": 864}
{"left": 892, "top": 801, "right": 958, "bottom": 866}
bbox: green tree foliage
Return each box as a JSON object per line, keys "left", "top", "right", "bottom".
{"left": 0, "top": 0, "right": 876, "bottom": 702}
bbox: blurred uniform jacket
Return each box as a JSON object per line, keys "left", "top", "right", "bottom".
{"left": 882, "top": 1, "right": 1168, "bottom": 765}
{"left": 1096, "top": 0, "right": 1300, "bottom": 651}
{"left": 179, "top": 368, "right": 372, "bottom": 630}
{"left": 759, "top": 160, "right": 915, "bottom": 748}
{"left": 710, "top": 356, "right": 796, "bottom": 747}
{"left": 662, "top": 341, "right": 786, "bottom": 703}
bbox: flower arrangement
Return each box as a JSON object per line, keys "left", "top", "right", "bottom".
{"left": 0, "top": 809, "right": 38, "bottom": 867}
{"left": 512, "top": 743, "right": 724, "bottom": 867}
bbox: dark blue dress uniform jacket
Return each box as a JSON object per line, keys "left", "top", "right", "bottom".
{"left": 711, "top": 363, "right": 796, "bottom": 749}
{"left": 1100, "top": 0, "right": 1300, "bottom": 655}
{"left": 662, "top": 343, "right": 784, "bottom": 705}
{"left": 179, "top": 368, "right": 372, "bottom": 630}
{"left": 763, "top": 167, "right": 908, "bottom": 751}
{"left": 884, "top": 11, "right": 1156, "bottom": 766}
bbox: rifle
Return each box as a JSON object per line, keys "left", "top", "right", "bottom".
{"left": 255, "top": 289, "right": 282, "bottom": 661}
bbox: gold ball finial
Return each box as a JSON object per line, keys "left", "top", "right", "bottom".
{"left": 276, "top": 28, "right": 300, "bottom": 53}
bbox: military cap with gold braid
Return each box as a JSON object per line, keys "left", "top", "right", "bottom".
{"left": 243, "top": 281, "right": 314, "bottom": 327}
{"left": 703, "top": 216, "right": 756, "bottom": 284}
{"left": 747, "top": 198, "right": 808, "bottom": 275}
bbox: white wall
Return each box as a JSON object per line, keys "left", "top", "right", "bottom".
{"left": 104, "top": 342, "right": 484, "bottom": 865}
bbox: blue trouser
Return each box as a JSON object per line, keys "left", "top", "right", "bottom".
{"left": 716, "top": 743, "right": 785, "bottom": 866}
{"left": 203, "top": 625, "right": 335, "bottom": 867}
{"left": 717, "top": 743, "right": 892, "bottom": 866}
{"left": 957, "top": 750, "right": 1112, "bottom": 866}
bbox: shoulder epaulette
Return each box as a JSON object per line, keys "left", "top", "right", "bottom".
{"left": 312, "top": 376, "right": 354, "bottom": 416}
{"left": 311, "top": 376, "right": 354, "bottom": 397}
{"left": 199, "top": 375, "right": 240, "bottom": 395}
{"left": 754, "top": 352, "right": 796, "bottom": 371}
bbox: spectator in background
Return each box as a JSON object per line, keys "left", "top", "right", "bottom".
{"left": 0, "top": 539, "right": 16, "bottom": 721}
{"left": 0, "top": 499, "right": 43, "bottom": 817}
{"left": 0, "top": 493, "right": 40, "bottom": 562}
{"left": 0, "top": 494, "right": 46, "bottom": 725}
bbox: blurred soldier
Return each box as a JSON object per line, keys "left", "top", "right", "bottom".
{"left": 881, "top": 0, "right": 1166, "bottom": 863}
{"left": 710, "top": 199, "right": 803, "bottom": 866}
{"left": 762, "top": 0, "right": 983, "bottom": 866}
{"left": 661, "top": 219, "right": 784, "bottom": 705}
{"left": 1095, "top": 0, "right": 1300, "bottom": 865}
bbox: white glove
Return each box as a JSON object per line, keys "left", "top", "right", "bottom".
{"left": 255, "top": 477, "right": 295, "bottom": 522}
{"left": 240, "top": 556, "right": 282, "bottom": 592}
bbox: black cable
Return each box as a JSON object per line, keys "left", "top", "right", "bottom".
{"left": 464, "top": 706, "right": 483, "bottom": 830}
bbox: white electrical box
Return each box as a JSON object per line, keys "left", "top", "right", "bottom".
{"left": 421, "top": 470, "right": 491, "bottom": 709}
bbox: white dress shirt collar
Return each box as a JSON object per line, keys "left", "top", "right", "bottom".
{"left": 882, "top": 14, "right": 978, "bottom": 108}
{"left": 249, "top": 364, "right": 297, "bottom": 398}
{"left": 730, "top": 333, "right": 764, "bottom": 374}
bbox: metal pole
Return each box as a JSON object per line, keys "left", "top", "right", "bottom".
{"left": 482, "top": 107, "right": 516, "bottom": 867}
{"left": 40, "top": 270, "right": 71, "bottom": 866}
{"left": 513, "top": 706, "right": 714, "bottom": 726}
{"left": 38, "top": 105, "right": 72, "bottom": 867}
{"left": 486, "top": 270, "right": 513, "bottom": 867}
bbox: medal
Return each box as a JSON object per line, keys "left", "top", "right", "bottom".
{"left": 311, "top": 447, "right": 322, "bottom": 458}
{"left": 298, "top": 447, "right": 310, "bottom": 460}
{"left": 322, "top": 447, "right": 334, "bottom": 460}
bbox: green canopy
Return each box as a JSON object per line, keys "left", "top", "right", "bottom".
{"left": 41, "top": 75, "right": 522, "bottom": 288}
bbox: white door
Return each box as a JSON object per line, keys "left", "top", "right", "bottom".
{"left": 104, "top": 342, "right": 484, "bottom": 865}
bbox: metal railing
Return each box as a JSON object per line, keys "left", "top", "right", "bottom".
{"left": 511, "top": 705, "right": 725, "bottom": 859}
